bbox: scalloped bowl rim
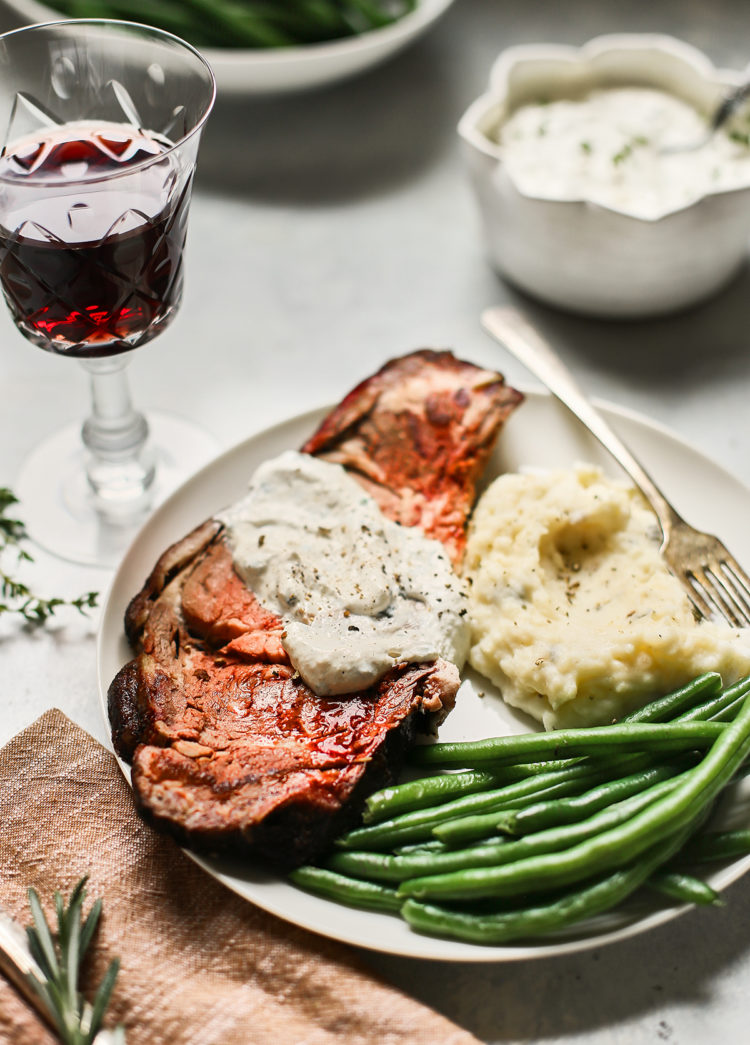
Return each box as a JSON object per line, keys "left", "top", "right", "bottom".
{"left": 458, "top": 32, "right": 750, "bottom": 223}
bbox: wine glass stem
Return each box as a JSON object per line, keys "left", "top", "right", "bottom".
{"left": 80, "top": 356, "right": 156, "bottom": 516}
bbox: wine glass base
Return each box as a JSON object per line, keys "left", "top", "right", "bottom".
{"left": 16, "top": 413, "right": 220, "bottom": 568}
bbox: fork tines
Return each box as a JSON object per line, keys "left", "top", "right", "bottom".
{"left": 684, "top": 550, "right": 750, "bottom": 628}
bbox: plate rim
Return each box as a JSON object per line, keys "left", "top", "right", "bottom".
{"left": 96, "top": 388, "right": 750, "bottom": 962}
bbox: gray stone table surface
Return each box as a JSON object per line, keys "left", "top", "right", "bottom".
{"left": 2, "top": 0, "right": 750, "bottom": 1041}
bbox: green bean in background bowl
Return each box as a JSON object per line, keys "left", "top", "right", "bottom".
{"left": 29, "top": 0, "right": 419, "bottom": 49}
{"left": 0, "top": 0, "right": 457, "bottom": 93}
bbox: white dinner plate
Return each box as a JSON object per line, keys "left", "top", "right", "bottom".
{"left": 0, "top": 0, "right": 456, "bottom": 95}
{"left": 97, "top": 389, "right": 750, "bottom": 961}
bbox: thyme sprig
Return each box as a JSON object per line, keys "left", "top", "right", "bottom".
{"left": 0, "top": 488, "right": 98, "bottom": 625}
{"left": 26, "top": 877, "right": 123, "bottom": 1045}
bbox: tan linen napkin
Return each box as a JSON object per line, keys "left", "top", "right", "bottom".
{"left": 0, "top": 710, "right": 479, "bottom": 1045}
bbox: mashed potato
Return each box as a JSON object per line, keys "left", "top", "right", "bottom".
{"left": 465, "top": 464, "right": 750, "bottom": 730}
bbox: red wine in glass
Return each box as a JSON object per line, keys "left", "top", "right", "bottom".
{"left": 0, "top": 120, "right": 190, "bottom": 358}
{"left": 0, "top": 18, "right": 216, "bottom": 567}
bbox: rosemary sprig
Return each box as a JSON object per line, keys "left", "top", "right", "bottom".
{"left": 0, "top": 488, "right": 98, "bottom": 625}
{"left": 25, "top": 877, "right": 123, "bottom": 1045}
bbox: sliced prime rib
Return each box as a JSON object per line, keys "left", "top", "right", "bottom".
{"left": 108, "top": 350, "right": 523, "bottom": 869}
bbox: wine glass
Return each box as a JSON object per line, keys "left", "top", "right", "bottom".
{"left": 0, "top": 19, "right": 216, "bottom": 566}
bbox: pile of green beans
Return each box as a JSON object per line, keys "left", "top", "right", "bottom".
{"left": 290, "top": 672, "right": 750, "bottom": 945}
{"left": 40, "top": 0, "right": 417, "bottom": 49}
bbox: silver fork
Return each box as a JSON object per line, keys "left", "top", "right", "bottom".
{"left": 481, "top": 305, "right": 750, "bottom": 627}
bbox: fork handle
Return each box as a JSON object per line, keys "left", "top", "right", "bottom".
{"left": 0, "top": 911, "right": 55, "bottom": 1030}
{"left": 481, "top": 307, "right": 682, "bottom": 539}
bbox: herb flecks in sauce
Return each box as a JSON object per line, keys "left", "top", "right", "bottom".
{"left": 498, "top": 86, "right": 750, "bottom": 219}
{"left": 219, "top": 452, "right": 469, "bottom": 696}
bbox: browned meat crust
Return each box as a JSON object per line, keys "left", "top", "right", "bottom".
{"left": 108, "top": 350, "right": 523, "bottom": 868}
{"left": 302, "top": 349, "right": 522, "bottom": 564}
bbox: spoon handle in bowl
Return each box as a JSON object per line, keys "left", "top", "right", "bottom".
{"left": 711, "top": 81, "right": 750, "bottom": 131}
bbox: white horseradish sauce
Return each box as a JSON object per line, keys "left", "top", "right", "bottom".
{"left": 218, "top": 450, "right": 470, "bottom": 696}
{"left": 497, "top": 86, "right": 750, "bottom": 219}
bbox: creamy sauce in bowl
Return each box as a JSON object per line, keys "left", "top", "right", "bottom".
{"left": 219, "top": 450, "right": 469, "bottom": 696}
{"left": 497, "top": 86, "right": 750, "bottom": 219}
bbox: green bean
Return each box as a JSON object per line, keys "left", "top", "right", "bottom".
{"left": 44, "top": 0, "right": 230, "bottom": 46}
{"left": 293, "top": 1, "right": 352, "bottom": 39}
{"left": 709, "top": 696, "right": 750, "bottom": 722}
{"left": 429, "top": 808, "right": 531, "bottom": 848}
{"left": 328, "top": 774, "right": 686, "bottom": 883}
{"left": 391, "top": 752, "right": 696, "bottom": 853}
{"left": 675, "top": 674, "right": 750, "bottom": 723}
{"left": 363, "top": 769, "right": 520, "bottom": 824}
{"left": 400, "top": 819, "right": 697, "bottom": 945}
{"left": 394, "top": 840, "right": 449, "bottom": 855}
{"left": 289, "top": 865, "right": 401, "bottom": 913}
{"left": 646, "top": 871, "right": 722, "bottom": 906}
{"left": 181, "top": 0, "right": 300, "bottom": 47}
{"left": 367, "top": 748, "right": 667, "bottom": 826}
{"left": 367, "top": 675, "right": 745, "bottom": 842}
{"left": 44, "top": 0, "right": 416, "bottom": 48}
{"left": 398, "top": 694, "right": 750, "bottom": 901}
{"left": 344, "top": 0, "right": 402, "bottom": 28}
{"left": 393, "top": 836, "right": 509, "bottom": 856}
{"left": 433, "top": 770, "right": 684, "bottom": 853}
{"left": 409, "top": 721, "right": 724, "bottom": 769}
{"left": 676, "top": 828, "right": 750, "bottom": 864}
{"left": 265, "top": 1, "right": 356, "bottom": 42}
{"left": 382, "top": 675, "right": 729, "bottom": 827}
{"left": 337, "top": 763, "right": 612, "bottom": 851}
{"left": 620, "top": 672, "right": 723, "bottom": 723}
{"left": 494, "top": 760, "right": 688, "bottom": 838}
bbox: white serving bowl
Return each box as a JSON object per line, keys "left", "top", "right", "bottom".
{"left": 0, "top": 0, "right": 456, "bottom": 95}
{"left": 458, "top": 34, "right": 750, "bottom": 318}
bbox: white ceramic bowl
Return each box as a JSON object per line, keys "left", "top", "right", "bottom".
{"left": 458, "top": 34, "right": 750, "bottom": 318}
{"left": 0, "top": 0, "right": 456, "bottom": 95}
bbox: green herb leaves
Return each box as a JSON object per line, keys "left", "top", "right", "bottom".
{"left": 26, "top": 877, "right": 123, "bottom": 1045}
{"left": 0, "top": 488, "right": 98, "bottom": 625}
{"left": 729, "top": 129, "right": 750, "bottom": 148}
{"left": 612, "top": 134, "right": 650, "bottom": 166}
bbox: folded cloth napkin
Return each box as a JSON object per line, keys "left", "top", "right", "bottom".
{"left": 0, "top": 711, "right": 479, "bottom": 1045}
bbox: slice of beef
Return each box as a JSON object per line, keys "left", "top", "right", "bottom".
{"left": 108, "top": 350, "right": 523, "bottom": 869}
